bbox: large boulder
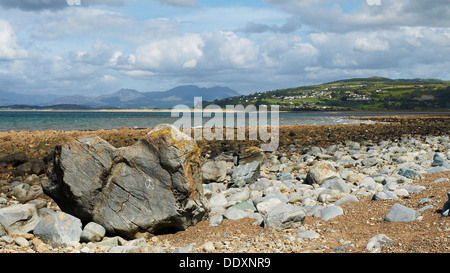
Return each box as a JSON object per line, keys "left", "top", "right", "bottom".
{"left": 305, "top": 161, "right": 339, "bottom": 185}
{"left": 43, "top": 124, "right": 210, "bottom": 238}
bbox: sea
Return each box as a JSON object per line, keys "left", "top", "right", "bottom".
{"left": 0, "top": 110, "right": 432, "bottom": 132}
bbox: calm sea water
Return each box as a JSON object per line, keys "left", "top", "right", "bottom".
{"left": 0, "top": 110, "right": 427, "bottom": 132}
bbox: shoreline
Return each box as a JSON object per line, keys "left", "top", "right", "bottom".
{"left": 0, "top": 108, "right": 448, "bottom": 115}
{"left": 0, "top": 115, "right": 448, "bottom": 160}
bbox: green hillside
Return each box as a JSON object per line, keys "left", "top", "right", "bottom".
{"left": 208, "top": 77, "right": 450, "bottom": 111}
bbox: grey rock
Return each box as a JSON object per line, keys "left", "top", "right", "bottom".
{"left": 228, "top": 161, "right": 261, "bottom": 188}
{"left": 0, "top": 203, "right": 39, "bottom": 235}
{"left": 34, "top": 211, "right": 82, "bottom": 246}
{"left": 401, "top": 185, "right": 426, "bottom": 193}
{"left": 173, "top": 244, "right": 196, "bottom": 253}
{"left": 398, "top": 168, "right": 419, "bottom": 179}
{"left": 230, "top": 201, "right": 257, "bottom": 212}
{"left": 428, "top": 166, "right": 448, "bottom": 174}
{"left": 361, "top": 157, "right": 378, "bottom": 167}
{"left": 334, "top": 195, "right": 359, "bottom": 206}
{"left": 305, "top": 161, "right": 339, "bottom": 185}
{"left": 249, "top": 178, "right": 272, "bottom": 191}
{"left": 318, "top": 205, "right": 343, "bottom": 221}
{"left": 15, "top": 236, "right": 30, "bottom": 247}
{"left": 263, "top": 203, "right": 305, "bottom": 230}
{"left": 209, "top": 214, "right": 223, "bottom": 226}
{"left": 223, "top": 207, "right": 251, "bottom": 220}
{"left": 442, "top": 192, "right": 450, "bottom": 217}
{"left": 320, "top": 177, "right": 350, "bottom": 194}
{"left": 202, "top": 160, "right": 227, "bottom": 183}
{"left": 42, "top": 124, "right": 209, "bottom": 238}
{"left": 384, "top": 203, "right": 419, "bottom": 222}
{"left": 418, "top": 205, "right": 434, "bottom": 212}
{"left": 372, "top": 191, "right": 399, "bottom": 201}
{"left": 277, "top": 171, "right": 293, "bottom": 181}
{"left": 366, "top": 234, "right": 394, "bottom": 252}
{"left": 434, "top": 178, "right": 449, "bottom": 183}
{"left": 108, "top": 245, "right": 143, "bottom": 253}
{"left": 432, "top": 153, "right": 445, "bottom": 167}
{"left": 226, "top": 190, "right": 250, "bottom": 204}
{"left": 80, "top": 222, "right": 106, "bottom": 243}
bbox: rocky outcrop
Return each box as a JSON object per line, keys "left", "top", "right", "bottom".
{"left": 43, "top": 124, "right": 209, "bottom": 238}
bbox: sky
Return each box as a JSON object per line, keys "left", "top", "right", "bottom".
{"left": 1, "top": 0, "right": 450, "bottom": 97}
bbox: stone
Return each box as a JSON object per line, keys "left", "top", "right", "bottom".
{"left": 320, "top": 177, "right": 350, "bottom": 194}
{"left": 249, "top": 178, "right": 271, "bottom": 191}
{"left": 109, "top": 245, "right": 143, "bottom": 253}
{"left": 263, "top": 204, "right": 306, "bottom": 230}
{"left": 15, "top": 236, "right": 30, "bottom": 247}
{"left": 202, "top": 160, "right": 227, "bottom": 183}
{"left": 305, "top": 161, "right": 339, "bottom": 185}
{"left": 256, "top": 198, "right": 282, "bottom": 216}
{"left": 442, "top": 192, "right": 450, "bottom": 217}
{"left": 0, "top": 203, "right": 39, "bottom": 235}
{"left": 80, "top": 222, "right": 106, "bottom": 243}
{"left": 277, "top": 171, "right": 293, "bottom": 181}
{"left": 43, "top": 124, "right": 209, "bottom": 238}
{"left": 366, "top": 234, "right": 394, "bottom": 253}
{"left": 228, "top": 161, "right": 261, "bottom": 188}
{"left": 361, "top": 157, "right": 378, "bottom": 167}
{"left": 202, "top": 241, "right": 215, "bottom": 252}
{"left": 173, "top": 244, "right": 196, "bottom": 253}
{"left": 384, "top": 203, "right": 419, "bottom": 222}
{"left": 428, "top": 166, "right": 448, "bottom": 174}
{"left": 230, "top": 201, "right": 257, "bottom": 212}
{"left": 432, "top": 153, "right": 445, "bottom": 167}
{"left": 226, "top": 190, "right": 250, "bottom": 204}
{"left": 434, "top": 178, "right": 449, "bottom": 183}
{"left": 223, "top": 207, "right": 252, "bottom": 220}
{"left": 209, "top": 214, "right": 223, "bottom": 226}
{"left": 318, "top": 205, "right": 343, "bottom": 221}
{"left": 34, "top": 211, "right": 83, "bottom": 246}
{"left": 0, "top": 152, "right": 28, "bottom": 167}
{"left": 334, "top": 195, "right": 359, "bottom": 206}
{"left": 372, "top": 191, "right": 399, "bottom": 201}
{"left": 398, "top": 168, "right": 419, "bottom": 179}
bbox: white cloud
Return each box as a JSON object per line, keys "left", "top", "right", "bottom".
{"left": 0, "top": 20, "right": 28, "bottom": 61}
{"left": 135, "top": 33, "right": 204, "bottom": 71}
{"left": 32, "top": 8, "right": 133, "bottom": 40}
{"left": 354, "top": 37, "right": 389, "bottom": 52}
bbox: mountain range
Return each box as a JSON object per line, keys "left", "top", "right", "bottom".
{"left": 0, "top": 85, "right": 240, "bottom": 109}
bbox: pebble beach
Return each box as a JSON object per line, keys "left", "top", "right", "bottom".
{"left": 0, "top": 115, "right": 449, "bottom": 253}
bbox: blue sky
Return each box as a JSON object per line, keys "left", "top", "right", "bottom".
{"left": 1, "top": 0, "right": 450, "bottom": 97}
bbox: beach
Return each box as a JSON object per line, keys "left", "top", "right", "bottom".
{"left": 0, "top": 115, "right": 449, "bottom": 253}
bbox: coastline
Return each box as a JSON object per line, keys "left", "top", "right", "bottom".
{"left": 0, "top": 108, "right": 448, "bottom": 115}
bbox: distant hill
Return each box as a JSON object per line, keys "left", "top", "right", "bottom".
{"left": 209, "top": 77, "right": 450, "bottom": 111}
{"left": 0, "top": 104, "right": 93, "bottom": 110}
{"left": 49, "top": 85, "right": 240, "bottom": 109}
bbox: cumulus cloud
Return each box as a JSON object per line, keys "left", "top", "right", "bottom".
{"left": 31, "top": 8, "right": 133, "bottom": 40}
{"left": 0, "top": 20, "right": 28, "bottom": 61}
{"left": 236, "top": 16, "right": 301, "bottom": 34}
